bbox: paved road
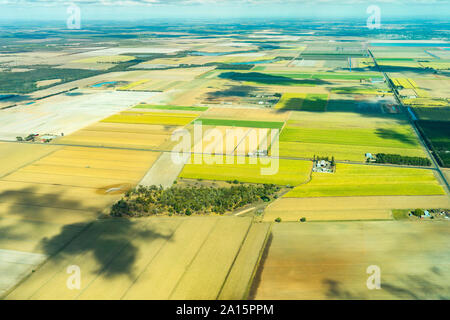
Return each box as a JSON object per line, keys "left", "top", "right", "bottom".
{"left": 0, "top": 138, "right": 442, "bottom": 173}
{"left": 368, "top": 49, "right": 450, "bottom": 195}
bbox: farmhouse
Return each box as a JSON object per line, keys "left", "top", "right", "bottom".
{"left": 313, "top": 159, "right": 334, "bottom": 173}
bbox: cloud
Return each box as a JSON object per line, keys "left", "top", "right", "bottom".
{"left": 1, "top": 0, "right": 448, "bottom": 5}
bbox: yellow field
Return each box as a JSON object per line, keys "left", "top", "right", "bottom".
{"left": 202, "top": 106, "right": 290, "bottom": 122}
{"left": 180, "top": 156, "right": 312, "bottom": 186}
{"left": 263, "top": 195, "right": 450, "bottom": 222}
{"left": 118, "top": 79, "right": 150, "bottom": 91}
{"left": 392, "top": 78, "right": 417, "bottom": 89}
{"left": 57, "top": 122, "right": 179, "bottom": 150}
{"left": 101, "top": 111, "right": 198, "bottom": 126}
{"left": 0, "top": 147, "right": 160, "bottom": 217}
{"left": 285, "top": 163, "right": 445, "bottom": 198}
{"left": 0, "top": 142, "right": 60, "bottom": 178}
{"left": 5, "top": 216, "right": 270, "bottom": 300}
{"left": 73, "top": 55, "right": 135, "bottom": 64}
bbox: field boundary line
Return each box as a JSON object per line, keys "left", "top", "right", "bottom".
{"left": 118, "top": 219, "right": 185, "bottom": 300}
{"left": 167, "top": 218, "right": 220, "bottom": 300}
{"left": 0, "top": 145, "right": 62, "bottom": 180}
{"left": 0, "top": 140, "right": 440, "bottom": 171}
{"left": 242, "top": 222, "right": 272, "bottom": 300}
{"left": 215, "top": 219, "right": 254, "bottom": 300}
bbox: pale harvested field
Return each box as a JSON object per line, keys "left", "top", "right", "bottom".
{"left": 252, "top": 221, "right": 450, "bottom": 300}
{"left": 132, "top": 67, "right": 214, "bottom": 81}
{"left": 264, "top": 195, "right": 450, "bottom": 222}
{"left": 202, "top": 107, "right": 290, "bottom": 122}
{"left": 0, "top": 249, "right": 47, "bottom": 298}
{"left": 139, "top": 152, "right": 186, "bottom": 189}
{"left": 192, "top": 126, "right": 270, "bottom": 156}
{"left": 5, "top": 217, "right": 270, "bottom": 300}
{"left": 0, "top": 91, "right": 158, "bottom": 140}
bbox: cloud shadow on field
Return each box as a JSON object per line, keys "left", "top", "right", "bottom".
{"left": 322, "top": 279, "right": 365, "bottom": 300}
{"left": 39, "top": 219, "right": 173, "bottom": 279}
{"left": 218, "top": 71, "right": 331, "bottom": 86}
{"left": 0, "top": 185, "right": 173, "bottom": 279}
{"left": 374, "top": 128, "right": 418, "bottom": 146}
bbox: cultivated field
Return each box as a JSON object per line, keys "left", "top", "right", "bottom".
{"left": 101, "top": 110, "right": 199, "bottom": 126}
{"left": 6, "top": 217, "right": 270, "bottom": 300}
{"left": 0, "top": 91, "right": 158, "bottom": 140}
{"left": 279, "top": 111, "right": 427, "bottom": 162}
{"left": 285, "top": 163, "right": 444, "bottom": 198}
{"left": 180, "top": 156, "right": 312, "bottom": 186}
{"left": 275, "top": 93, "right": 329, "bottom": 112}
{"left": 264, "top": 195, "right": 450, "bottom": 222}
{"left": 252, "top": 221, "right": 450, "bottom": 299}
{"left": 57, "top": 122, "right": 179, "bottom": 150}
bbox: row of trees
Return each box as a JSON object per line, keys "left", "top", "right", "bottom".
{"left": 373, "top": 153, "right": 431, "bottom": 166}
{"left": 111, "top": 184, "right": 280, "bottom": 217}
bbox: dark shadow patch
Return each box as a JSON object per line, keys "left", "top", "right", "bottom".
{"left": 218, "top": 72, "right": 330, "bottom": 86}
{"left": 248, "top": 232, "right": 273, "bottom": 300}
{"left": 375, "top": 128, "right": 419, "bottom": 146}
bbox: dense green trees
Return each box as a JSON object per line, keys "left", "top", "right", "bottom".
{"left": 373, "top": 153, "right": 431, "bottom": 166}
{"left": 111, "top": 184, "right": 280, "bottom": 217}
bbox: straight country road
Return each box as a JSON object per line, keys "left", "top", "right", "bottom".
{"left": 368, "top": 48, "right": 450, "bottom": 195}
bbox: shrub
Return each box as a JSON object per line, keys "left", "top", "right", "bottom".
{"left": 413, "top": 209, "right": 424, "bottom": 217}
{"left": 300, "top": 217, "right": 306, "bottom": 222}
{"left": 275, "top": 217, "right": 282, "bottom": 223}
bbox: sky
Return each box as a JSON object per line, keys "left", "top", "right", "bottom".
{"left": 0, "top": 0, "right": 449, "bottom": 22}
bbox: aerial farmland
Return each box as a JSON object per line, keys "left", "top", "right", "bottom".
{"left": 0, "top": 7, "right": 449, "bottom": 305}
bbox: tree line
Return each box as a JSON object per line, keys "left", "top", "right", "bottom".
{"left": 372, "top": 153, "right": 431, "bottom": 166}
{"left": 111, "top": 184, "right": 280, "bottom": 217}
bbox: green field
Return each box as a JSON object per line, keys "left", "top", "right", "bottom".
{"left": 275, "top": 93, "right": 328, "bottom": 112}
{"left": 413, "top": 108, "right": 450, "bottom": 121}
{"left": 285, "top": 163, "right": 444, "bottom": 197}
{"left": 416, "top": 120, "right": 450, "bottom": 167}
{"left": 196, "top": 118, "right": 285, "bottom": 129}
{"left": 279, "top": 112, "right": 426, "bottom": 162}
{"left": 134, "top": 104, "right": 209, "bottom": 112}
{"left": 267, "top": 72, "right": 383, "bottom": 81}
{"left": 331, "top": 86, "right": 389, "bottom": 95}
{"left": 180, "top": 156, "right": 311, "bottom": 186}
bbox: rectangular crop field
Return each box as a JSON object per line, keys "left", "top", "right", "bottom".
{"left": 196, "top": 118, "right": 285, "bottom": 129}
{"left": 279, "top": 111, "right": 427, "bottom": 162}
{"left": 251, "top": 222, "right": 450, "bottom": 299}
{"left": 102, "top": 111, "right": 198, "bottom": 126}
{"left": 57, "top": 122, "right": 179, "bottom": 150}
{"left": 134, "top": 104, "right": 209, "bottom": 112}
{"left": 285, "top": 163, "right": 444, "bottom": 198}
{"left": 275, "top": 93, "right": 329, "bottom": 112}
{"left": 416, "top": 120, "right": 450, "bottom": 167}
{"left": 264, "top": 195, "right": 449, "bottom": 222}
{"left": 180, "top": 156, "right": 311, "bottom": 186}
